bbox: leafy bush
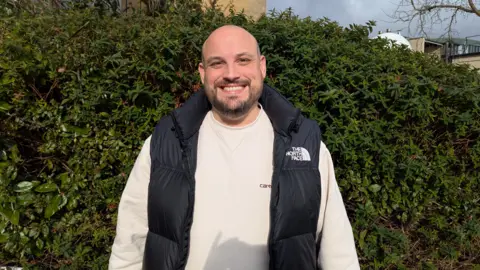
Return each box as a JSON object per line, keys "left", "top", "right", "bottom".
{"left": 1, "top": 5, "right": 479, "bottom": 269}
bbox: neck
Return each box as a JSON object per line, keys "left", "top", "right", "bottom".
{"left": 212, "top": 104, "right": 261, "bottom": 128}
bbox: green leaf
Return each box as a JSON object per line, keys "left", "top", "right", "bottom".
{"left": 62, "top": 124, "right": 90, "bottom": 136}
{"left": 0, "top": 207, "right": 10, "bottom": 219}
{"left": 5, "top": 165, "right": 16, "bottom": 183}
{"left": 0, "top": 101, "right": 12, "bottom": 112}
{"left": 369, "top": 184, "right": 382, "bottom": 193}
{"left": 359, "top": 230, "right": 367, "bottom": 249}
{"left": 28, "top": 227, "right": 40, "bottom": 238}
{"left": 0, "top": 161, "right": 8, "bottom": 170}
{"left": 10, "top": 169, "right": 17, "bottom": 182}
{"left": 10, "top": 210, "right": 19, "bottom": 225}
{"left": 17, "top": 193, "right": 36, "bottom": 206}
{"left": 14, "top": 181, "right": 34, "bottom": 192}
{"left": 67, "top": 196, "right": 78, "bottom": 210}
{"left": 35, "top": 183, "right": 58, "bottom": 193}
{"left": 57, "top": 172, "right": 69, "bottom": 188}
{"left": 9, "top": 145, "right": 21, "bottom": 163}
{"left": 32, "top": 180, "right": 41, "bottom": 187}
{"left": 0, "top": 207, "right": 17, "bottom": 225}
{"left": 0, "top": 173, "right": 6, "bottom": 185}
{"left": 59, "top": 194, "right": 68, "bottom": 209}
{"left": 47, "top": 159, "right": 54, "bottom": 170}
{"left": 44, "top": 194, "right": 65, "bottom": 218}
{"left": 36, "top": 238, "right": 44, "bottom": 249}
{"left": 4, "top": 241, "right": 15, "bottom": 252}
{"left": 42, "top": 224, "right": 49, "bottom": 237}
{"left": 0, "top": 234, "right": 8, "bottom": 243}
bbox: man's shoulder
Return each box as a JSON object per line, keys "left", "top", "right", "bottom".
{"left": 149, "top": 112, "right": 177, "bottom": 151}
{"left": 154, "top": 113, "right": 174, "bottom": 129}
{"left": 298, "top": 115, "right": 322, "bottom": 139}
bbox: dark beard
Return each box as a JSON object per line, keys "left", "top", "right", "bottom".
{"left": 211, "top": 95, "right": 256, "bottom": 120}
{"left": 206, "top": 79, "right": 262, "bottom": 120}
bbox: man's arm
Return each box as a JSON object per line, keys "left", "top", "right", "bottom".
{"left": 109, "top": 136, "right": 152, "bottom": 270}
{"left": 317, "top": 142, "right": 360, "bottom": 269}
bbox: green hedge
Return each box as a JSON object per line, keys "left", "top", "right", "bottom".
{"left": 1, "top": 5, "right": 479, "bottom": 269}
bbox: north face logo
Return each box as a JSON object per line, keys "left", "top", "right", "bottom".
{"left": 286, "top": 147, "right": 311, "bottom": 161}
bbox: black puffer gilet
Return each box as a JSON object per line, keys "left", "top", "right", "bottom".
{"left": 144, "top": 84, "right": 322, "bottom": 270}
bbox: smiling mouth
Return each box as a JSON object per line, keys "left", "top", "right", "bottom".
{"left": 219, "top": 84, "right": 247, "bottom": 93}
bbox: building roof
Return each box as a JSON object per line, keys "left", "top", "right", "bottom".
{"left": 424, "top": 39, "right": 444, "bottom": 46}
{"left": 407, "top": 36, "right": 480, "bottom": 46}
{"left": 430, "top": 37, "right": 480, "bottom": 46}
{"left": 406, "top": 37, "right": 444, "bottom": 46}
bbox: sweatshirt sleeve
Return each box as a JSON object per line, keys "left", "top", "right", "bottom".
{"left": 317, "top": 141, "right": 360, "bottom": 269}
{"left": 109, "top": 136, "right": 152, "bottom": 270}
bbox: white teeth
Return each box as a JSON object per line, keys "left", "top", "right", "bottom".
{"left": 223, "top": 86, "right": 244, "bottom": 91}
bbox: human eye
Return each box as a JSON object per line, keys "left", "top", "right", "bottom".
{"left": 238, "top": 58, "right": 251, "bottom": 65}
{"left": 209, "top": 61, "right": 224, "bottom": 68}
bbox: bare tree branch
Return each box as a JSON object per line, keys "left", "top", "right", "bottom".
{"left": 413, "top": 1, "right": 477, "bottom": 14}
{"left": 467, "top": 0, "right": 480, "bottom": 15}
{"left": 389, "top": 0, "right": 479, "bottom": 37}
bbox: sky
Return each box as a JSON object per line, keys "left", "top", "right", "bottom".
{"left": 266, "top": 0, "right": 480, "bottom": 39}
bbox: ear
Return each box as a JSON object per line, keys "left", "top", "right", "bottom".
{"left": 259, "top": 55, "right": 266, "bottom": 80}
{"left": 198, "top": 62, "right": 205, "bottom": 84}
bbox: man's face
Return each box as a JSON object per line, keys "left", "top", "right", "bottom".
{"left": 199, "top": 27, "right": 266, "bottom": 120}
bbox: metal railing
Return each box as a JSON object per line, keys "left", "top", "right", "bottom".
{"left": 463, "top": 34, "right": 480, "bottom": 55}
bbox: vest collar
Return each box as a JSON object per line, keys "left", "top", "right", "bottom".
{"left": 170, "top": 83, "right": 301, "bottom": 141}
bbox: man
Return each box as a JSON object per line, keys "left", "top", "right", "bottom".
{"left": 109, "top": 25, "right": 360, "bottom": 270}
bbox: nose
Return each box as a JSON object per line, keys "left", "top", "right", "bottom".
{"left": 223, "top": 63, "right": 240, "bottom": 82}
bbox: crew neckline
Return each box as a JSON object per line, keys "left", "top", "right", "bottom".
{"left": 209, "top": 104, "right": 264, "bottom": 130}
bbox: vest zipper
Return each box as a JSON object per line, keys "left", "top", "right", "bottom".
{"left": 268, "top": 134, "right": 291, "bottom": 270}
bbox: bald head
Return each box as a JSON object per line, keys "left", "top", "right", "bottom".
{"left": 201, "top": 25, "right": 261, "bottom": 64}
{"left": 197, "top": 24, "right": 267, "bottom": 127}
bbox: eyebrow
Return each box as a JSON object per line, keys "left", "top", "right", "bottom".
{"left": 206, "top": 56, "right": 224, "bottom": 64}
{"left": 237, "top": 52, "right": 255, "bottom": 58}
{"left": 206, "top": 52, "right": 256, "bottom": 64}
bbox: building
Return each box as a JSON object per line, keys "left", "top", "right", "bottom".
{"left": 204, "top": 0, "right": 266, "bottom": 20}
{"left": 408, "top": 37, "right": 444, "bottom": 58}
{"left": 408, "top": 36, "right": 480, "bottom": 69}
{"left": 119, "top": 0, "right": 266, "bottom": 20}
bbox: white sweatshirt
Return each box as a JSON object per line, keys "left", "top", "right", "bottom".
{"left": 109, "top": 107, "right": 360, "bottom": 270}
